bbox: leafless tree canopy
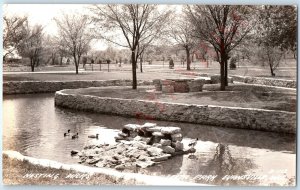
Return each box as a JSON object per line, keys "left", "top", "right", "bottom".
{"left": 55, "top": 13, "right": 92, "bottom": 74}
{"left": 90, "top": 4, "right": 172, "bottom": 89}
{"left": 17, "top": 24, "right": 43, "bottom": 72}
{"left": 168, "top": 16, "right": 198, "bottom": 70}
{"left": 186, "top": 5, "right": 255, "bottom": 90}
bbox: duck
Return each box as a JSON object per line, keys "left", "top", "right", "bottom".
{"left": 64, "top": 129, "right": 71, "bottom": 137}
{"left": 188, "top": 138, "right": 199, "bottom": 158}
{"left": 188, "top": 138, "right": 199, "bottom": 148}
{"left": 71, "top": 133, "right": 79, "bottom": 139}
{"left": 88, "top": 134, "right": 99, "bottom": 139}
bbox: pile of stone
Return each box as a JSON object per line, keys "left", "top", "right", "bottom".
{"left": 210, "top": 74, "right": 233, "bottom": 84}
{"left": 71, "top": 123, "right": 195, "bottom": 171}
{"left": 153, "top": 78, "right": 206, "bottom": 93}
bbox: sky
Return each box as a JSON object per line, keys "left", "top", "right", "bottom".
{"left": 4, "top": 4, "right": 108, "bottom": 50}
{"left": 4, "top": 4, "right": 182, "bottom": 51}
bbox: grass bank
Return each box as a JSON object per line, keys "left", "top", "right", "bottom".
{"left": 2, "top": 154, "right": 134, "bottom": 185}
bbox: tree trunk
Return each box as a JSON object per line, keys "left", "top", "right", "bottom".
{"left": 269, "top": 62, "right": 275, "bottom": 76}
{"left": 267, "top": 51, "right": 275, "bottom": 76}
{"left": 225, "top": 59, "right": 228, "bottom": 86}
{"left": 140, "top": 58, "right": 143, "bottom": 73}
{"left": 131, "top": 50, "right": 137, "bottom": 89}
{"left": 186, "top": 48, "right": 191, "bottom": 71}
{"left": 74, "top": 55, "right": 78, "bottom": 74}
{"left": 220, "top": 62, "right": 225, "bottom": 91}
{"left": 30, "top": 58, "right": 35, "bottom": 72}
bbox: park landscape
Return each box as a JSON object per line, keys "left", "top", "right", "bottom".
{"left": 2, "top": 4, "right": 297, "bottom": 186}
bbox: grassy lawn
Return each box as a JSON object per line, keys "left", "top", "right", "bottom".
{"left": 70, "top": 84, "right": 296, "bottom": 112}
{"left": 2, "top": 154, "right": 134, "bottom": 185}
{"left": 3, "top": 59, "right": 296, "bottom": 81}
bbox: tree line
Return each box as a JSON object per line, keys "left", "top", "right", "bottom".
{"left": 3, "top": 5, "right": 297, "bottom": 90}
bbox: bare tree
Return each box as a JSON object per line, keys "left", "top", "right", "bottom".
{"left": 55, "top": 13, "right": 92, "bottom": 74}
{"left": 256, "top": 5, "right": 297, "bottom": 76}
{"left": 90, "top": 4, "right": 172, "bottom": 89}
{"left": 17, "top": 24, "right": 43, "bottom": 72}
{"left": 3, "top": 15, "right": 28, "bottom": 62}
{"left": 186, "top": 5, "right": 254, "bottom": 90}
{"left": 168, "top": 16, "right": 197, "bottom": 70}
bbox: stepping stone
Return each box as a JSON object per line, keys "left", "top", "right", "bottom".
{"left": 161, "top": 127, "right": 181, "bottom": 134}
{"left": 124, "top": 124, "right": 141, "bottom": 131}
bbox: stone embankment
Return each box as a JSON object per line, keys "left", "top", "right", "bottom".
{"left": 73, "top": 123, "right": 195, "bottom": 171}
{"left": 55, "top": 89, "right": 296, "bottom": 134}
{"left": 3, "top": 80, "right": 152, "bottom": 94}
{"left": 229, "top": 75, "right": 296, "bottom": 88}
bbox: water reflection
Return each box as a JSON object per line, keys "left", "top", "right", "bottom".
{"left": 2, "top": 93, "right": 296, "bottom": 186}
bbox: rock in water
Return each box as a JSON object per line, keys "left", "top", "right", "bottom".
{"left": 136, "top": 160, "right": 155, "bottom": 168}
{"left": 146, "top": 126, "right": 164, "bottom": 132}
{"left": 171, "top": 133, "right": 183, "bottom": 142}
{"left": 142, "top": 123, "right": 157, "bottom": 129}
{"left": 124, "top": 124, "right": 141, "bottom": 131}
{"left": 160, "top": 139, "right": 171, "bottom": 146}
{"left": 151, "top": 154, "right": 171, "bottom": 162}
{"left": 147, "top": 147, "right": 163, "bottom": 157}
{"left": 173, "top": 141, "right": 184, "bottom": 151}
{"left": 71, "top": 150, "right": 79, "bottom": 155}
{"left": 115, "top": 164, "right": 125, "bottom": 171}
{"left": 161, "top": 127, "right": 181, "bottom": 135}
{"left": 162, "top": 146, "right": 175, "bottom": 154}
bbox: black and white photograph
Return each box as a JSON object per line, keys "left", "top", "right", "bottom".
{"left": 2, "top": 3, "right": 297, "bottom": 186}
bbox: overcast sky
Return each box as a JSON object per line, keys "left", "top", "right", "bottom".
{"left": 4, "top": 4, "right": 109, "bottom": 50}
{"left": 4, "top": 4, "right": 182, "bottom": 50}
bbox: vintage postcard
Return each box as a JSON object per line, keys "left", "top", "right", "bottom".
{"left": 2, "top": 3, "right": 296, "bottom": 186}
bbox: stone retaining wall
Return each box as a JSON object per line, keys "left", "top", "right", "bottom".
{"left": 231, "top": 75, "right": 296, "bottom": 88}
{"left": 55, "top": 89, "right": 296, "bottom": 134}
{"left": 3, "top": 80, "right": 152, "bottom": 95}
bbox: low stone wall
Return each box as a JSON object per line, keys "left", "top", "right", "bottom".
{"left": 231, "top": 75, "right": 296, "bottom": 88}
{"left": 3, "top": 80, "right": 152, "bottom": 95}
{"left": 55, "top": 89, "right": 296, "bottom": 134}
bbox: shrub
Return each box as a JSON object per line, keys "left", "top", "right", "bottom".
{"left": 230, "top": 56, "right": 238, "bottom": 70}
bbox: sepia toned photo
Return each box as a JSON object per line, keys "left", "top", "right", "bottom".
{"left": 2, "top": 3, "right": 297, "bottom": 186}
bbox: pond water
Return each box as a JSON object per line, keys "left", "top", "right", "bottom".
{"left": 3, "top": 93, "right": 296, "bottom": 186}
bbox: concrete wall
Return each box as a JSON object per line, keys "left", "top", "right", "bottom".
{"left": 231, "top": 75, "right": 296, "bottom": 88}
{"left": 3, "top": 80, "right": 152, "bottom": 94}
{"left": 55, "top": 89, "right": 296, "bottom": 134}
